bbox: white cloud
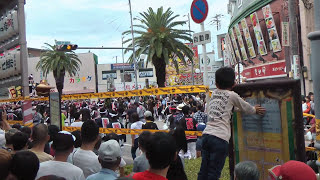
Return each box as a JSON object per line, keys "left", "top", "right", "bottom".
{"left": 100, "top": 0, "right": 189, "bottom": 13}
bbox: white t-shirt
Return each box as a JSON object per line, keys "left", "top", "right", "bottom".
{"left": 204, "top": 89, "right": 256, "bottom": 142}
{"left": 70, "top": 121, "right": 84, "bottom": 127}
{"left": 302, "top": 103, "right": 307, "bottom": 112}
{"left": 71, "top": 149, "right": 101, "bottom": 178}
{"left": 35, "top": 160, "right": 85, "bottom": 180}
{"left": 131, "top": 121, "right": 143, "bottom": 139}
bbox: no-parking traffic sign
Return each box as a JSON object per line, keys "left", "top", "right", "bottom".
{"left": 190, "top": 0, "right": 209, "bottom": 24}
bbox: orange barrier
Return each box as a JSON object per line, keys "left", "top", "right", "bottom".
{"left": 7, "top": 120, "right": 33, "bottom": 127}
{"left": 62, "top": 126, "right": 203, "bottom": 136}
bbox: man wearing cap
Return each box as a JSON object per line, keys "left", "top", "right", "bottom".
{"left": 268, "top": 160, "right": 317, "bottom": 180}
{"left": 174, "top": 104, "right": 184, "bottom": 125}
{"left": 36, "top": 133, "right": 85, "bottom": 180}
{"left": 86, "top": 140, "right": 121, "bottom": 180}
{"left": 142, "top": 111, "right": 158, "bottom": 130}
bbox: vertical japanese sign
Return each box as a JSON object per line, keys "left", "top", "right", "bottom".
{"left": 281, "top": 22, "right": 290, "bottom": 47}
{"left": 229, "top": 30, "right": 242, "bottom": 61}
{"left": 8, "top": 86, "right": 16, "bottom": 98}
{"left": 250, "top": 12, "right": 267, "bottom": 56}
{"left": 0, "top": 10, "right": 19, "bottom": 41}
{"left": 226, "top": 34, "right": 237, "bottom": 66}
{"left": 232, "top": 80, "right": 304, "bottom": 180}
{"left": 240, "top": 19, "right": 256, "bottom": 58}
{"left": 50, "top": 92, "right": 61, "bottom": 129}
{"left": 262, "top": 5, "right": 282, "bottom": 52}
{"left": 234, "top": 25, "right": 248, "bottom": 61}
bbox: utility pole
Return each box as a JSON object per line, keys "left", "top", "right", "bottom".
{"left": 288, "top": 0, "right": 300, "bottom": 79}
{"left": 209, "top": 14, "right": 224, "bottom": 31}
{"left": 128, "top": 0, "right": 138, "bottom": 93}
{"left": 122, "top": 36, "right": 126, "bottom": 91}
{"left": 308, "top": 0, "right": 320, "bottom": 168}
{"left": 18, "top": 0, "right": 28, "bottom": 97}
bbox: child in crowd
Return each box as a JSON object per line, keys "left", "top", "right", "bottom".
{"left": 198, "top": 67, "right": 266, "bottom": 180}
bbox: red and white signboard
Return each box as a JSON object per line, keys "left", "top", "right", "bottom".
{"left": 241, "top": 60, "right": 287, "bottom": 81}
{"left": 23, "top": 100, "right": 33, "bottom": 125}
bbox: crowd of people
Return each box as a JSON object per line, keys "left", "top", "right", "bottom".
{"left": 0, "top": 67, "right": 319, "bottom": 180}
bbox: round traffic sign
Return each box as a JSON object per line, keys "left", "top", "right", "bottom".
{"left": 190, "top": 0, "right": 209, "bottom": 24}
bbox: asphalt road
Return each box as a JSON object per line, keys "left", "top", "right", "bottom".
{"left": 121, "top": 119, "right": 166, "bottom": 165}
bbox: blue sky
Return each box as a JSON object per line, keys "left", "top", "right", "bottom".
{"left": 25, "top": 0, "right": 230, "bottom": 64}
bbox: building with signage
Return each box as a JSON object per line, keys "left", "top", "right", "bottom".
{"left": 226, "top": 0, "right": 288, "bottom": 83}
{"left": 97, "top": 62, "right": 157, "bottom": 92}
{"left": 28, "top": 52, "right": 98, "bottom": 94}
{"left": 0, "top": 0, "right": 27, "bottom": 98}
{"left": 226, "top": 0, "right": 315, "bottom": 95}
{"left": 199, "top": 52, "right": 223, "bottom": 89}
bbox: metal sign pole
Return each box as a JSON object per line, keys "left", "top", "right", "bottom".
{"left": 187, "top": 13, "right": 195, "bottom": 85}
{"left": 201, "top": 23, "right": 208, "bottom": 86}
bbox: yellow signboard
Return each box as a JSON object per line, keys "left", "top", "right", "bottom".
{"left": 232, "top": 80, "right": 304, "bottom": 180}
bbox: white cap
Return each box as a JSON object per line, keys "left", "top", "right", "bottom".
{"left": 144, "top": 111, "right": 152, "bottom": 118}
{"left": 58, "top": 131, "right": 76, "bottom": 141}
{"left": 98, "top": 140, "right": 121, "bottom": 162}
{"left": 177, "top": 104, "right": 185, "bottom": 111}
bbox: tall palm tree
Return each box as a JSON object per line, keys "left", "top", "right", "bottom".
{"left": 36, "top": 43, "right": 81, "bottom": 95}
{"left": 123, "top": 7, "right": 194, "bottom": 87}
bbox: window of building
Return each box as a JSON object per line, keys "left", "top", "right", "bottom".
{"left": 237, "top": 0, "right": 243, "bottom": 8}
{"left": 139, "top": 68, "right": 153, "bottom": 78}
{"left": 102, "top": 71, "right": 117, "bottom": 80}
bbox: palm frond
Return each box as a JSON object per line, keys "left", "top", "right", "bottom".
{"left": 122, "top": 6, "right": 195, "bottom": 86}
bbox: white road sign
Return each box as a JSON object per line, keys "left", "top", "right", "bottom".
{"left": 193, "top": 31, "right": 211, "bottom": 46}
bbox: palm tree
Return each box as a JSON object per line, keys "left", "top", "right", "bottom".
{"left": 123, "top": 7, "right": 194, "bottom": 87}
{"left": 36, "top": 43, "right": 81, "bottom": 95}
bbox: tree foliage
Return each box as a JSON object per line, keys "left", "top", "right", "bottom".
{"left": 123, "top": 7, "right": 194, "bottom": 87}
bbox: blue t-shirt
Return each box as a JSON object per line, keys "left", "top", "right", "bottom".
{"left": 86, "top": 168, "right": 117, "bottom": 180}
